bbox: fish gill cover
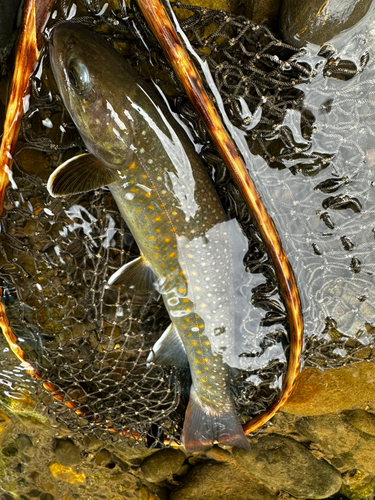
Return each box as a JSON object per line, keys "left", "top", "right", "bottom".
{"left": 0, "top": 0, "right": 374, "bottom": 446}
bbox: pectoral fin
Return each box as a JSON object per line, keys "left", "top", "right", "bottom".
{"left": 147, "top": 323, "right": 188, "bottom": 368}
{"left": 108, "top": 256, "right": 158, "bottom": 297}
{"left": 47, "top": 153, "right": 118, "bottom": 197}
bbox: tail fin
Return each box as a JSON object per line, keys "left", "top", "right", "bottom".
{"left": 183, "top": 386, "right": 250, "bottom": 452}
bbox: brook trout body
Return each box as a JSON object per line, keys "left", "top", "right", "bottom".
{"left": 47, "top": 22, "right": 250, "bottom": 451}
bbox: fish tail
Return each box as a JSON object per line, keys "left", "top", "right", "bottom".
{"left": 182, "top": 386, "right": 250, "bottom": 452}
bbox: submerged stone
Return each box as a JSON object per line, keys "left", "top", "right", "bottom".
{"left": 52, "top": 438, "right": 81, "bottom": 466}
{"left": 171, "top": 462, "right": 278, "bottom": 500}
{"left": 232, "top": 435, "right": 342, "bottom": 499}
{"left": 282, "top": 363, "right": 375, "bottom": 416}
{"left": 296, "top": 413, "right": 375, "bottom": 475}
{"left": 344, "top": 409, "right": 375, "bottom": 436}
{"left": 280, "top": 0, "right": 372, "bottom": 47}
{"left": 245, "top": 0, "right": 281, "bottom": 31}
{"left": 140, "top": 448, "right": 186, "bottom": 483}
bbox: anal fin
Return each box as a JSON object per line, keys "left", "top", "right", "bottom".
{"left": 47, "top": 153, "right": 118, "bottom": 197}
{"left": 147, "top": 323, "right": 188, "bottom": 368}
{"left": 108, "top": 256, "right": 158, "bottom": 298}
{"left": 183, "top": 386, "right": 250, "bottom": 452}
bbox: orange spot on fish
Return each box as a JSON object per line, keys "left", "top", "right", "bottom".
{"left": 169, "top": 252, "right": 176, "bottom": 258}
{"left": 129, "top": 163, "right": 136, "bottom": 169}
{"left": 148, "top": 205, "right": 154, "bottom": 210}
{"left": 154, "top": 217, "right": 161, "bottom": 221}
{"left": 164, "top": 238, "right": 171, "bottom": 243}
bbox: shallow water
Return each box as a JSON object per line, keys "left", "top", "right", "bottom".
{"left": 1, "top": 0, "right": 375, "bottom": 498}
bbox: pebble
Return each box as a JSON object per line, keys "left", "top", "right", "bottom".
{"left": 282, "top": 363, "right": 375, "bottom": 416}
{"left": 279, "top": 0, "right": 372, "bottom": 47}
{"left": 171, "top": 462, "right": 278, "bottom": 500}
{"left": 53, "top": 438, "right": 81, "bottom": 466}
{"left": 16, "top": 434, "right": 33, "bottom": 455}
{"left": 296, "top": 413, "right": 375, "bottom": 475}
{"left": 233, "top": 435, "right": 342, "bottom": 499}
{"left": 140, "top": 448, "right": 186, "bottom": 483}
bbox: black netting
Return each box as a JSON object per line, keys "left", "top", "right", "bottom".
{"left": 1, "top": 0, "right": 373, "bottom": 445}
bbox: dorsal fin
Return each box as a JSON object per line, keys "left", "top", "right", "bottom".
{"left": 47, "top": 153, "right": 119, "bottom": 197}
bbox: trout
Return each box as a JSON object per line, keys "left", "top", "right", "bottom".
{"left": 47, "top": 22, "right": 250, "bottom": 451}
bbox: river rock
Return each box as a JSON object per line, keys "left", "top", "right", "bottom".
{"left": 282, "top": 363, "right": 375, "bottom": 416}
{"left": 296, "top": 413, "right": 375, "bottom": 474}
{"left": 279, "top": 0, "right": 372, "bottom": 47}
{"left": 233, "top": 435, "right": 342, "bottom": 498}
{"left": 344, "top": 409, "right": 375, "bottom": 436}
{"left": 140, "top": 448, "right": 186, "bottom": 483}
{"left": 245, "top": 0, "right": 281, "bottom": 31}
{"left": 171, "top": 462, "right": 278, "bottom": 500}
{"left": 52, "top": 438, "right": 81, "bottom": 467}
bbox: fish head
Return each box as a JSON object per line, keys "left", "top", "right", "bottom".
{"left": 49, "top": 22, "right": 134, "bottom": 168}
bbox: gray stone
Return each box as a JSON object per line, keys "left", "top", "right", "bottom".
{"left": 140, "top": 448, "right": 186, "bottom": 483}
{"left": 296, "top": 413, "right": 375, "bottom": 475}
{"left": 233, "top": 435, "right": 342, "bottom": 499}
{"left": 52, "top": 437, "right": 81, "bottom": 466}
{"left": 279, "top": 0, "right": 372, "bottom": 47}
{"left": 171, "top": 462, "right": 278, "bottom": 500}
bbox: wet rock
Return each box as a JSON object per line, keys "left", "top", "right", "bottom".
{"left": 140, "top": 448, "right": 186, "bottom": 483}
{"left": 52, "top": 438, "right": 81, "bottom": 467}
{"left": 279, "top": 0, "right": 372, "bottom": 47}
{"left": 296, "top": 413, "right": 375, "bottom": 475}
{"left": 245, "top": 0, "right": 281, "bottom": 31}
{"left": 171, "top": 462, "right": 278, "bottom": 500}
{"left": 233, "top": 435, "right": 342, "bottom": 498}
{"left": 205, "top": 445, "right": 231, "bottom": 462}
{"left": 49, "top": 462, "right": 85, "bottom": 484}
{"left": 95, "top": 448, "right": 113, "bottom": 467}
{"left": 16, "top": 434, "right": 33, "bottom": 454}
{"left": 340, "top": 469, "right": 375, "bottom": 500}
{"left": 282, "top": 363, "right": 375, "bottom": 416}
{"left": 344, "top": 409, "right": 375, "bottom": 436}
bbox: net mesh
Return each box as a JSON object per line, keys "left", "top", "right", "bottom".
{"left": 0, "top": 0, "right": 374, "bottom": 445}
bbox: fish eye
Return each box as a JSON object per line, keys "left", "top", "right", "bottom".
{"left": 68, "top": 60, "right": 91, "bottom": 93}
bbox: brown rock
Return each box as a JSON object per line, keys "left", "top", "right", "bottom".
{"left": 171, "top": 462, "right": 278, "bottom": 500}
{"left": 141, "top": 448, "right": 186, "bottom": 483}
{"left": 344, "top": 409, "right": 375, "bottom": 436}
{"left": 296, "top": 413, "right": 375, "bottom": 475}
{"left": 245, "top": 0, "right": 281, "bottom": 31}
{"left": 233, "top": 435, "right": 341, "bottom": 499}
{"left": 282, "top": 362, "right": 375, "bottom": 416}
{"left": 280, "top": 0, "right": 372, "bottom": 47}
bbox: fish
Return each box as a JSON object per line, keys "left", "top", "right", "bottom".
{"left": 47, "top": 22, "right": 251, "bottom": 452}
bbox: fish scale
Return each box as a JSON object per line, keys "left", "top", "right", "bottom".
{"left": 47, "top": 22, "right": 250, "bottom": 451}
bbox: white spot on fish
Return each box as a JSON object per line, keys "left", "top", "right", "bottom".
{"left": 44, "top": 208, "right": 54, "bottom": 216}
{"left": 124, "top": 193, "right": 134, "bottom": 200}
